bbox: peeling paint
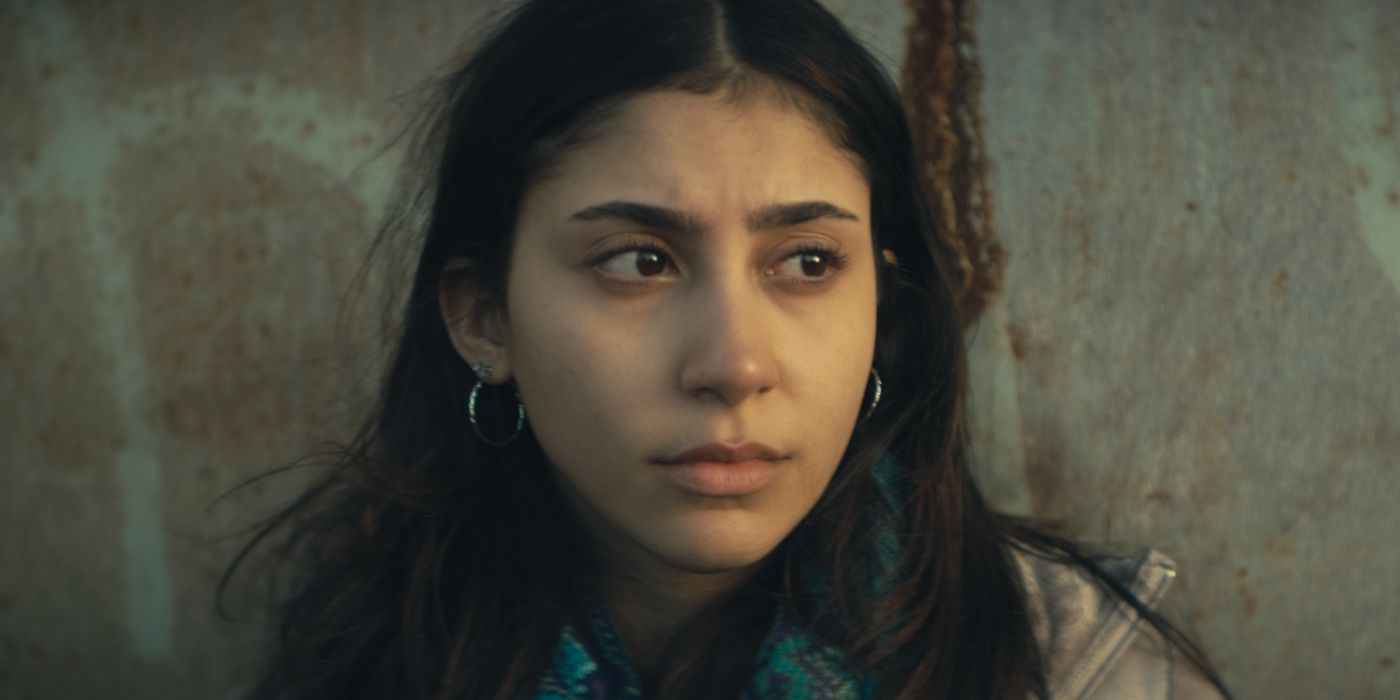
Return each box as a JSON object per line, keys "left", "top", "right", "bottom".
{"left": 1334, "top": 4, "right": 1400, "bottom": 299}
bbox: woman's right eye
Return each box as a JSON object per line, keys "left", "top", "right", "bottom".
{"left": 595, "top": 247, "right": 677, "bottom": 280}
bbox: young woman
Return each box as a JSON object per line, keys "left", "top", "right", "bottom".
{"left": 226, "top": 1, "right": 1231, "bottom": 697}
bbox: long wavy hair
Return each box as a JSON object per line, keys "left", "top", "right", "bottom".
{"left": 223, "top": 1, "right": 1228, "bottom": 698}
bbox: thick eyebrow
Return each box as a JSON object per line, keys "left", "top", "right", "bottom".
{"left": 567, "top": 200, "right": 860, "bottom": 234}
{"left": 568, "top": 201, "right": 705, "bottom": 235}
{"left": 747, "top": 200, "right": 860, "bottom": 230}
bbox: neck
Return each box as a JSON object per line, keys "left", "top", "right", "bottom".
{"left": 599, "top": 555, "right": 757, "bottom": 678}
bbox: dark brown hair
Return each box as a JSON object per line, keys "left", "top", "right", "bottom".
{"left": 223, "top": 1, "right": 1228, "bottom": 698}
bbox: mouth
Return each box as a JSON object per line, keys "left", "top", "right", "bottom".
{"left": 653, "top": 442, "right": 786, "bottom": 497}
{"left": 657, "top": 441, "right": 784, "bottom": 464}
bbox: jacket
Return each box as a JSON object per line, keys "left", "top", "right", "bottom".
{"left": 1017, "top": 548, "right": 1226, "bottom": 699}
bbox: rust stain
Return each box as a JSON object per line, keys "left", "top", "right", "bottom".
{"left": 1234, "top": 567, "right": 1258, "bottom": 620}
{"left": 1386, "top": 189, "right": 1399, "bottom": 206}
{"left": 1, "top": 195, "right": 129, "bottom": 681}
{"left": 901, "top": 0, "right": 1006, "bottom": 328}
{"left": 1265, "top": 537, "right": 1296, "bottom": 558}
{"left": 1381, "top": 656, "right": 1396, "bottom": 670}
{"left": 106, "top": 122, "right": 371, "bottom": 502}
{"left": 95, "top": 124, "right": 382, "bottom": 688}
{"left": 1008, "top": 323, "right": 1031, "bottom": 361}
{"left": 6, "top": 198, "right": 127, "bottom": 475}
{"left": 1144, "top": 489, "right": 1172, "bottom": 505}
{"left": 0, "top": 5, "right": 53, "bottom": 192}
{"left": 1021, "top": 432, "right": 1091, "bottom": 524}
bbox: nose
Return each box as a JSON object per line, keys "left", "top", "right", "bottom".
{"left": 678, "top": 272, "right": 780, "bottom": 407}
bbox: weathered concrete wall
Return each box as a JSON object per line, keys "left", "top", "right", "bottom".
{"left": 974, "top": 1, "right": 1400, "bottom": 698}
{"left": 2, "top": 0, "right": 1395, "bottom": 698}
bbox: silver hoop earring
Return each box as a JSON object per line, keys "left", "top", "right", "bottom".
{"left": 471, "top": 360, "right": 494, "bottom": 383}
{"left": 468, "top": 380, "right": 525, "bottom": 446}
{"left": 861, "top": 368, "right": 883, "bottom": 422}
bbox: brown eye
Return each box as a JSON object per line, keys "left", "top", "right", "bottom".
{"left": 597, "top": 248, "right": 677, "bottom": 279}
{"left": 635, "top": 250, "right": 668, "bottom": 276}
{"left": 773, "top": 249, "right": 839, "bottom": 282}
{"left": 798, "top": 252, "right": 829, "bottom": 277}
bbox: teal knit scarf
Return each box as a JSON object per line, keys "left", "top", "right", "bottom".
{"left": 531, "top": 600, "right": 875, "bottom": 699}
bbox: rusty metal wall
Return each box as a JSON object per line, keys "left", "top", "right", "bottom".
{"left": 2, "top": 0, "right": 1395, "bottom": 698}
{"left": 0, "top": 1, "right": 506, "bottom": 697}
{"left": 972, "top": 1, "right": 1400, "bottom": 698}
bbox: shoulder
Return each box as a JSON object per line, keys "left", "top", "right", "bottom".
{"left": 1013, "top": 547, "right": 1224, "bottom": 700}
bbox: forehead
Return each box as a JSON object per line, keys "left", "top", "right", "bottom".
{"left": 522, "top": 89, "right": 870, "bottom": 218}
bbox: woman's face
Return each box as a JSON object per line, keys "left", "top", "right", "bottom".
{"left": 500, "top": 89, "right": 877, "bottom": 576}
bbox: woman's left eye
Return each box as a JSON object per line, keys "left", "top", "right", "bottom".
{"left": 770, "top": 248, "right": 845, "bottom": 283}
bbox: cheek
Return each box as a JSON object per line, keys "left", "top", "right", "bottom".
{"left": 793, "top": 276, "right": 878, "bottom": 404}
{"left": 505, "top": 283, "right": 663, "bottom": 468}
{"left": 806, "top": 282, "right": 879, "bottom": 457}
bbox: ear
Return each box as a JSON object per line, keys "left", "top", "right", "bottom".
{"left": 438, "top": 257, "right": 513, "bottom": 384}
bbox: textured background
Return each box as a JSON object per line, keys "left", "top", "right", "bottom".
{"left": 2, "top": 1, "right": 1396, "bottom": 698}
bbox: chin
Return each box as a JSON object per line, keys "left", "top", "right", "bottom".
{"left": 648, "top": 524, "right": 784, "bottom": 575}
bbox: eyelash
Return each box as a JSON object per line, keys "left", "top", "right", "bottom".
{"left": 772, "top": 244, "right": 852, "bottom": 285}
{"left": 590, "top": 237, "right": 675, "bottom": 277}
{"left": 589, "top": 238, "right": 851, "bottom": 286}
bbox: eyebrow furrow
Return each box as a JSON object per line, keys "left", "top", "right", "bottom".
{"left": 568, "top": 200, "right": 860, "bottom": 234}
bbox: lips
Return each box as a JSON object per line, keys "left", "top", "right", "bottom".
{"left": 653, "top": 442, "right": 786, "bottom": 497}
{"left": 656, "top": 441, "right": 784, "bottom": 465}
